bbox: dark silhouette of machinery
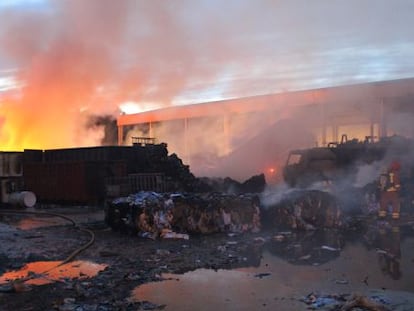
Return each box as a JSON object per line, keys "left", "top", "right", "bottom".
{"left": 283, "top": 134, "right": 413, "bottom": 189}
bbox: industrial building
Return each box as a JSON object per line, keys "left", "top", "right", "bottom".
{"left": 117, "top": 77, "right": 414, "bottom": 180}
{"left": 1, "top": 77, "right": 414, "bottom": 206}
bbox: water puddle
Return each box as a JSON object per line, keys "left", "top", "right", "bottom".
{"left": 0, "top": 260, "right": 107, "bottom": 285}
{"left": 130, "top": 224, "right": 414, "bottom": 310}
{"left": 13, "top": 217, "right": 66, "bottom": 230}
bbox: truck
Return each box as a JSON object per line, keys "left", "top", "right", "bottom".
{"left": 283, "top": 135, "right": 409, "bottom": 187}
{"left": 282, "top": 134, "right": 414, "bottom": 211}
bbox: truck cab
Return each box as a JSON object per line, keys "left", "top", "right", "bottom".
{"left": 283, "top": 147, "right": 337, "bottom": 187}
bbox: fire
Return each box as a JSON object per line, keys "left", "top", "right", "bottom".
{"left": 0, "top": 1, "right": 128, "bottom": 152}
{"left": 0, "top": 94, "right": 72, "bottom": 151}
{"left": 0, "top": 89, "right": 106, "bottom": 151}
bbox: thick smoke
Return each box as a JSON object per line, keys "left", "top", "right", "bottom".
{"left": 1, "top": 1, "right": 414, "bottom": 185}
{"left": 0, "top": 0, "right": 129, "bottom": 149}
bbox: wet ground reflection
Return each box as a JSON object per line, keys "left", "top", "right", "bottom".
{"left": 12, "top": 217, "right": 65, "bottom": 230}
{"left": 2, "top": 208, "right": 103, "bottom": 230}
{"left": 131, "top": 223, "right": 414, "bottom": 310}
{"left": 0, "top": 260, "right": 107, "bottom": 285}
{"left": 267, "top": 229, "right": 345, "bottom": 266}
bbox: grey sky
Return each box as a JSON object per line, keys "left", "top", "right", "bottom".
{"left": 1, "top": 0, "right": 414, "bottom": 106}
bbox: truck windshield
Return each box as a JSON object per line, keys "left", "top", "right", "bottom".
{"left": 287, "top": 153, "right": 302, "bottom": 165}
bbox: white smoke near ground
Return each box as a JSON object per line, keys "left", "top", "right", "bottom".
{"left": 260, "top": 182, "right": 293, "bottom": 209}
{"left": 353, "top": 161, "right": 385, "bottom": 188}
{"left": 260, "top": 131, "right": 414, "bottom": 210}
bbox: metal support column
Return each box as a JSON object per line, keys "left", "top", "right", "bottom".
{"left": 118, "top": 125, "right": 123, "bottom": 146}
{"left": 321, "top": 102, "right": 327, "bottom": 146}
{"left": 149, "top": 122, "right": 153, "bottom": 138}
{"left": 369, "top": 116, "right": 375, "bottom": 141}
{"left": 380, "top": 97, "right": 387, "bottom": 138}
{"left": 332, "top": 123, "right": 338, "bottom": 143}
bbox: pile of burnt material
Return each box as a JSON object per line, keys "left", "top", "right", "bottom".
{"left": 196, "top": 173, "right": 266, "bottom": 194}
{"left": 261, "top": 190, "right": 343, "bottom": 230}
{"left": 105, "top": 191, "right": 261, "bottom": 238}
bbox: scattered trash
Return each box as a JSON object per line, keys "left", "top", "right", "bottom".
{"left": 254, "top": 237, "right": 266, "bottom": 243}
{"left": 63, "top": 298, "right": 76, "bottom": 304}
{"left": 226, "top": 241, "right": 238, "bottom": 245}
{"left": 299, "top": 254, "right": 312, "bottom": 260}
{"left": 273, "top": 235, "right": 285, "bottom": 242}
{"left": 217, "top": 245, "right": 226, "bottom": 252}
{"left": 254, "top": 273, "right": 271, "bottom": 279}
{"left": 370, "top": 295, "right": 391, "bottom": 306}
{"left": 300, "top": 292, "right": 392, "bottom": 310}
{"left": 321, "top": 245, "right": 340, "bottom": 252}
{"left": 335, "top": 279, "right": 349, "bottom": 285}
{"left": 161, "top": 232, "right": 189, "bottom": 240}
{"left": 300, "top": 292, "right": 346, "bottom": 309}
{"left": 341, "top": 294, "right": 391, "bottom": 311}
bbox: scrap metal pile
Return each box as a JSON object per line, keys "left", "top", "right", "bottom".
{"left": 105, "top": 191, "right": 262, "bottom": 238}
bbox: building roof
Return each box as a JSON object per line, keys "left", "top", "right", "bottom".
{"left": 117, "top": 77, "right": 414, "bottom": 126}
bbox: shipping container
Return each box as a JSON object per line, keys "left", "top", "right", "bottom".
{"left": 42, "top": 144, "right": 169, "bottom": 173}
{"left": 23, "top": 149, "right": 43, "bottom": 163}
{"left": 23, "top": 161, "right": 126, "bottom": 205}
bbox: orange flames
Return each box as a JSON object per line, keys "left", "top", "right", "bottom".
{"left": 0, "top": 41, "right": 120, "bottom": 151}
{"left": 0, "top": 1, "right": 131, "bottom": 151}
{"left": 0, "top": 86, "right": 104, "bottom": 151}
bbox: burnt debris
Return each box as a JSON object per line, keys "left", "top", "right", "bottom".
{"left": 262, "top": 190, "right": 342, "bottom": 231}
{"left": 105, "top": 191, "right": 262, "bottom": 237}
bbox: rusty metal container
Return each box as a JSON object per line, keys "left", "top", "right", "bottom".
{"left": 23, "top": 161, "right": 126, "bottom": 205}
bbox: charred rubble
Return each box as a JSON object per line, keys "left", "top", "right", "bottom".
{"left": 105, "top": 135, "right": 414, "bottom": 238}
{"left": 261, "top": 190, "right": 342, "bottom": 231}
{"left": 105, "top": 191, "right": 262, "bottom": 237}
{"left": 197, "top": 173, "right": 267, "bottom": 194}
{"left": 105, "top": 188, "right": 352, "bottom": 239}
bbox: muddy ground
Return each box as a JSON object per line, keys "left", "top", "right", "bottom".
{"left": 0, "top": 206, "right": 413, "bottom": 311}
{"left": 0, "top": 207, "right": 277, "bottom": 311}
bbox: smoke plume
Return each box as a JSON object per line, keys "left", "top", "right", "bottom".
{"left": 1, "top": 0, "right": 414, "bottom": 183}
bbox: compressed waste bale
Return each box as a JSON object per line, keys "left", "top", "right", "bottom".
{"left": 105, "top": 191, "right": 262, "bottom": 237}
{"left": 262, "top": 190, "right": 342, "bottom": 230}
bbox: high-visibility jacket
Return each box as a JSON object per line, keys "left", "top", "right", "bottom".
{"left": 381, "top": 170, "right": 401, "bottom": 192}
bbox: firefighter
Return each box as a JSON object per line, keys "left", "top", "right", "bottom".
{"left": 378, "top": 160, "right": 401, "bottom": 220}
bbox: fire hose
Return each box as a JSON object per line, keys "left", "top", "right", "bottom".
{"left": 0, "top": 209, "right": 96, "bottom": 288}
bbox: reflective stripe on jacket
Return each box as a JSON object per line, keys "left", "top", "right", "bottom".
{"left": 386, "top": 172, "right": 400, "bottom": 192}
